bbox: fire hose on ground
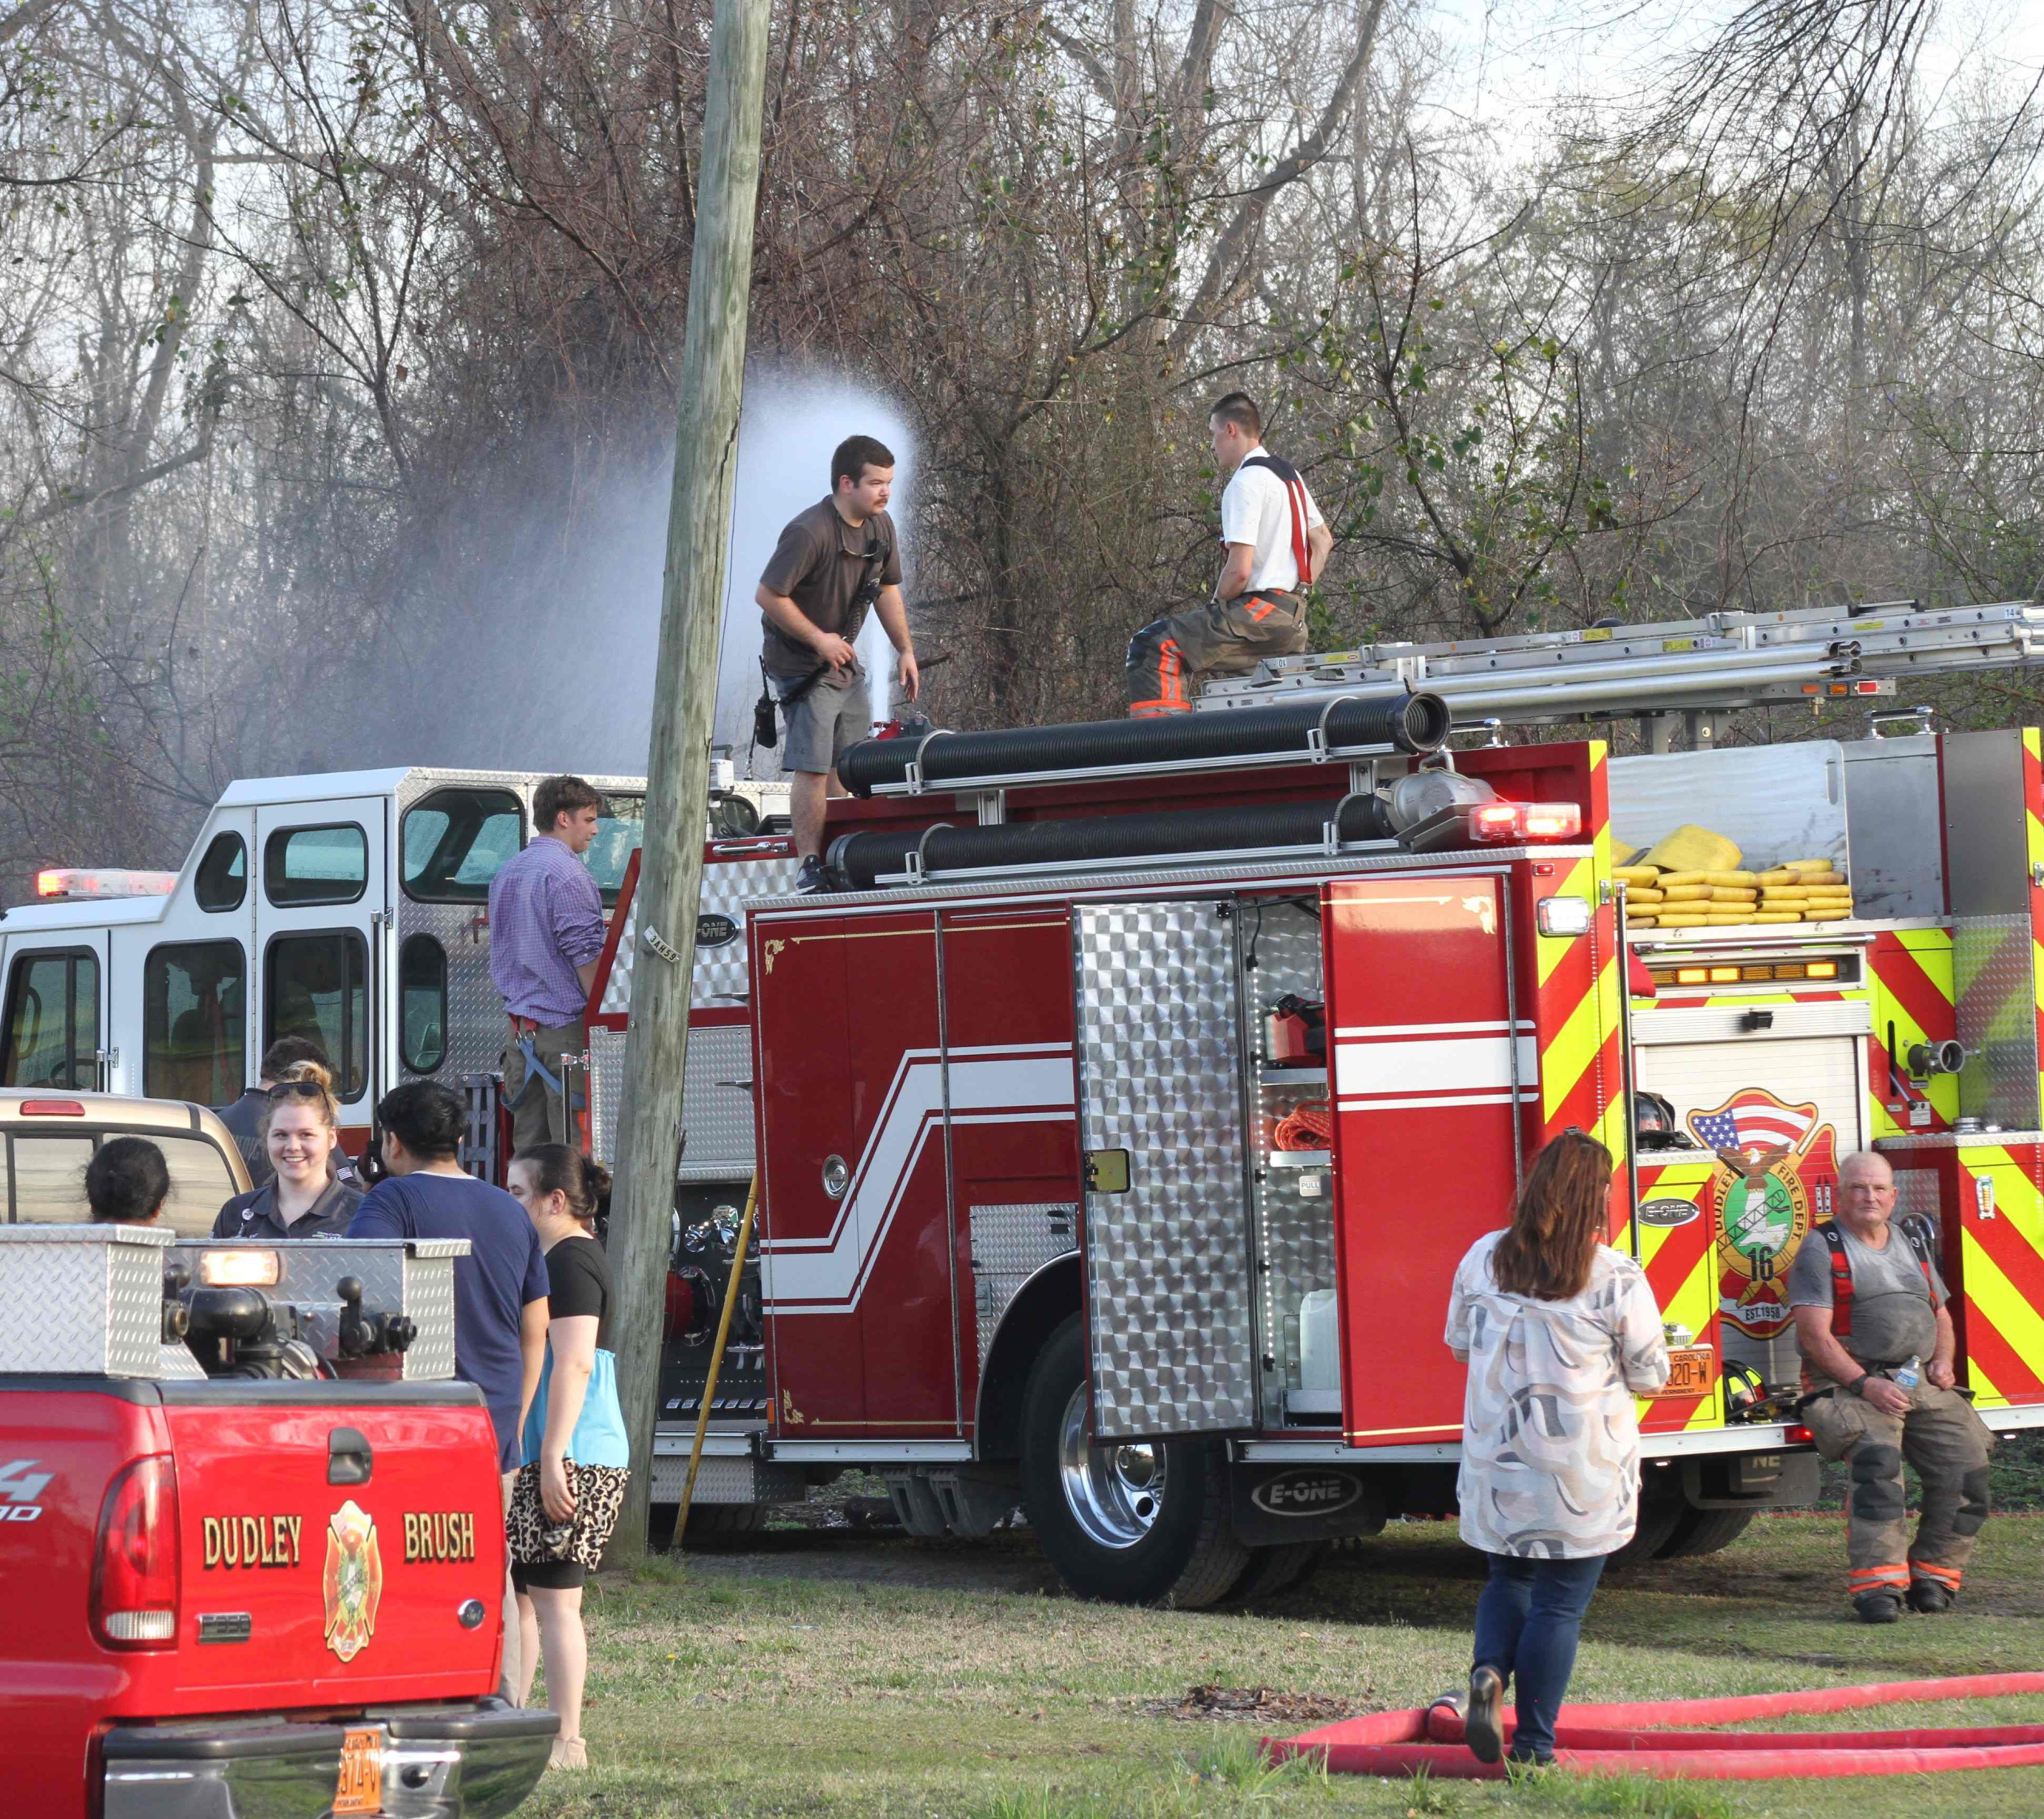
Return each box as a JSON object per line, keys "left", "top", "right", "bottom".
{"left": 1264, "top": 1671, "right": 2044, "bottom": 1779}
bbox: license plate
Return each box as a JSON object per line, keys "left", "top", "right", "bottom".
{"left": 1649, "top": 1345, "right": 1715, "bottom": 1397}
{"left": 334, "top": 1726, "right": 383, "bottom": 1816}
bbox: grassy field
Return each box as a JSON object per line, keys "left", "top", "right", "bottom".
{"left": 514, "top": 1510, "right": 2044, "bottom": 1819}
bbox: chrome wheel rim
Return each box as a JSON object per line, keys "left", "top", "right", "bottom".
{"left": 1058, "top": 1382, "right": 1165, "bottom": 1548}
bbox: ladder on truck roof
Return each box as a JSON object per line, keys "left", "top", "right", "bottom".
{"left": 1197, "top": 598, "right": 2044, "bottom": 749}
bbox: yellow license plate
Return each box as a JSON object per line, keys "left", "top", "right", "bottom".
{"left": 334, "top": 1726, "right": 383, "bottom": 1816}
{"left": 1650, "top": 1345, "right": 1715, "bottom": 1397}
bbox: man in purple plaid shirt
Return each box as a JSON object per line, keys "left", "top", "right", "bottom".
{"left": 489, "top": 775, "right": 608, "bottom": 1148}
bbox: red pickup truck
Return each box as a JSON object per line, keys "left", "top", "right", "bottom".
{"left": 0, "top": 1221, "right": 554, "bottom": 1818}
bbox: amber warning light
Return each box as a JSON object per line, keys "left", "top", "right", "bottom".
{"left": 34, "top": 868, "right": 178, "bottom": 902}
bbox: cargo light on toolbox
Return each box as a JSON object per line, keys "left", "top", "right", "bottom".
{"left": 198, "top": 1248, "right": 280, "bottom": 1287}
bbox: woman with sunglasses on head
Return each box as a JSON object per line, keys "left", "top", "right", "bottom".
{"left": 211, "top": 1060, "right": 363, "bottom": 1239}
{"left": 1446, "top": 1129, "right": 1670, "bottom": 1769}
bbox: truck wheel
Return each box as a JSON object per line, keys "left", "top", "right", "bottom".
{"left": 1224, "top": 1541, "right": 1326, "bottom": 1605}
{"left": 1605, "top": 1473, "right": 1686, "bottom": 1567}
{"left": 1020, "top": 1314, "right": 1248, "bottom": 1608}
{"left": 1654, "top": 1507, "right": 1754, "bottom": 1559}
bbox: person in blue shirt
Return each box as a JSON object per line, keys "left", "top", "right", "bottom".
{"left": 505, "top": 1143, "right": 628, "bottom": 1773}
{"left": 349, "top": 1080, "right": 549, "bottom": 1705}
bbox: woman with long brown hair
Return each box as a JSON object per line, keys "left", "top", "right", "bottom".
{"left": 1444, "top": 1130, "right": 1670, "bottom": 1767}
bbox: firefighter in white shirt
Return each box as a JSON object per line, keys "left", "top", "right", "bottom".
{"left": 1127, "top": 392, "right": 1333, "bottom": 715}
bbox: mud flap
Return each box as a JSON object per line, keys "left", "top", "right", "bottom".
{"left": 1229, "top": 1462, "right": 1387, "bottom": 1546}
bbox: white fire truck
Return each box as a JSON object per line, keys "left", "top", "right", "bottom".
{"left": 14, "top": 599, "right": 2044, "bottom": 1607}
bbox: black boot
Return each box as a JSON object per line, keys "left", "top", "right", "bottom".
{"left": 1853, "top": 1589, "right": 1903, "bottom": 1624}
{"left": 1907, "top": 1579, "right": 1955, "bottom": 1614}
{"left": 1464, "top": 1666, "right": 1504, "bottom": 1764}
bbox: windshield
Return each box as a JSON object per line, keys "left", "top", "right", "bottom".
{"left": 588, "top": 796, "right": 644, "bottom": 906}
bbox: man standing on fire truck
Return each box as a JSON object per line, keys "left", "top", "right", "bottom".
{"left": 1788, "top": 1150, "right": 1994, "bottom": 1623}
{"left": 1126, "top": 392, "right": 1333, "bottom": 715}
{"left": 755, "top": 434, "right": 920, "bottom": 895}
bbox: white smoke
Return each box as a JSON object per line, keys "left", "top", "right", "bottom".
{"left": 378, "top": 369, "right": 911, "bottom": 783}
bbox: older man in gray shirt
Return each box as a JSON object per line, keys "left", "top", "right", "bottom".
{"left": 1788, "top": 1149, "right": 1993, "bottom": 1623}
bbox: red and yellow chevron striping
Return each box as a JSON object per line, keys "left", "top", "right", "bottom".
{"left": 1867, "top": 930, "right": 1958, "bottom": 1139}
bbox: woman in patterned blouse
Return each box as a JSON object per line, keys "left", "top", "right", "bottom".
{"left": 1444, "top": 1130, "right": 1670, "bottom": 1766}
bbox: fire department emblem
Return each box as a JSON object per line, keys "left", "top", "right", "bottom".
{"left": 323, "top": 1498, "right": 384, "bottom": 1662}
{"left": 1687, "top": 1090, "right": 1837, "bottom": 1339}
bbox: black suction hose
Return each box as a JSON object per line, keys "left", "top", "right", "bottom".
{"left": 835, "top": 689, "right": 1449, "bottom": 796}
{"left": 827, "top": 794, "right": 1397, "bottom": 891}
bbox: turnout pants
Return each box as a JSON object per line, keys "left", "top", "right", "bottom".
{"left": 1127, "top": 591, "right": 1307, "bottom": 716}
{"left": 1803, "top": 1382, "right": 1992, "bottom": 1602}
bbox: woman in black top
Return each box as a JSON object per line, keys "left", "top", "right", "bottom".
{"left": 212, "top": 1061, "right": 362, "bottom": 1239}
{"left": 505, "top": 1143, "right": 624, "bottom": 1773}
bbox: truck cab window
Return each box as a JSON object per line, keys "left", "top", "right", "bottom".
{"left": 1, "top": 950, "right": 100, "bottom": 1090}
{"left": 6, "top": 1135, "right": 94, "bottom": 1223}
{"left": 194, "top": 832, "right": 248, "bottom": 912}
{"left": 266, "top": 932, "right": 367, "bottom": 1100}
{"left": 588, "top": 795, "right": 643, "bottom": 906}
{"left": 401, "top": 789, "right": 525, "bottom": 903}
{"left": 264, "top": 825, "right": 367, "bottom": 907}
{"left": 144, "top": 941, "right": 246, "bottom": 1105}
{"left": 400, "top": 934, "right": 447, "bottom": 1073}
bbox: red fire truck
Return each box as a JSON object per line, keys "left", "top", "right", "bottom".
{"left": 18, "top": 600, "right": 2044, "bottom": 1607}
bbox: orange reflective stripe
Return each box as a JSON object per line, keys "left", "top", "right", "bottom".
{"left": 1913, "top": 1561, "right": 1964, "bottom": 1587}
{"left": 1848, "top": 1564, "right": 1910, "bottom": 1587}
{"left": 1242, "top": 596, "right": 1275, "bottom": 621}
{"left": 1129, "top": 700, "right": 1183, "bottom": 717}
{"left": 1159, "top": 637, "right": 1185, "bottom": 707}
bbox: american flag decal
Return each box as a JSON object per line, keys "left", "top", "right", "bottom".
{"left": 1688, "top": 1089, "right": 1819, "bottom": 1159}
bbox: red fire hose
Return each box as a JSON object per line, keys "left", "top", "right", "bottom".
{"left": 1265, "top": 1672, "right": 2044, "bottom": 1779}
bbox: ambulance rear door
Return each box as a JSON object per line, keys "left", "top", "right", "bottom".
{"left": 1321, "top": 872, "right": 1531, "bottom": 1447}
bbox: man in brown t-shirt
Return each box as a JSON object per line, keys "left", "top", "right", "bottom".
{"left": 755, "top": 434, "right": 920, "bottom": 892}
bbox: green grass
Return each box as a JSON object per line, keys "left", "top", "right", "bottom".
{"left": 515, "top": 1515, "right": 2044, "bottom": 1817}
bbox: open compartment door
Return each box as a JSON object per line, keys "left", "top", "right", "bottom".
{"left": 1075, "top": 900, "right": 1256, "bottom": 1440}
{"left": 1323, "top": 875, "right": 1531, "bottom": 1444}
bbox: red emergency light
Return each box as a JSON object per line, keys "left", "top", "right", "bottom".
{"left": 1468, "top": 801, "right": 1583, "bottom": 842}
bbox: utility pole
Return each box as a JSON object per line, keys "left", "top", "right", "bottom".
{"left": 605, "top": 0, "right": 770, "bottom": 1567}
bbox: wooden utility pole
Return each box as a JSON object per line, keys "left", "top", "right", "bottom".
{"left": 605, "top": 0, "right": 770, "bottom": 1567}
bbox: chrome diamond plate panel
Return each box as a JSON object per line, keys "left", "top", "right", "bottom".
{"left": 1954, "top": 915, "right": 2039, "bottom": 1132}
{"left": 599, "top": 851, "right": 802, "bottom": 1020}
{"left": 969, "top": 1203, "right": 1077, "bottom": 1366}
{"left": 1893, "top": 1168, "right": 1943, "bottom": 1226}
{"left": 0, "top": 1225, "right": 172, "bottom": 1376}
{"left": 1076, "top": 900, "right": 1255, "bottom": 1439}
{"left": 679, "top": 1022, "right": 757, "bottom": 1183}
{"left": 647, "top": 1453, "right": 806, "bottom": 1504}
{"left": 400, "top": 1246, "right": 461, "bottom": 1381}
{"left": 588, "top": 1024, "right": 628, "bottom": 1167}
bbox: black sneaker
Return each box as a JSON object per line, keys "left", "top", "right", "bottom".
{"left": 795, "top": 856, "right": 829, "bottom": 895}
{"left": 1464, "top": 1666, "right": 1504, "bottom": 1764}
{"left": 1908, "top": 1579, "right": 1955, "bottom": 1614}
{"left": 1854, "top": 1589, "right": 1903, "bottom": 1624}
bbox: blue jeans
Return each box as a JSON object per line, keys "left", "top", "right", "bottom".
{"left": 1472, "top": 1552, "right": 1607, "bottom": 1760}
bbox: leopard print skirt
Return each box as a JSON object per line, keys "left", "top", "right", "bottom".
{"left": 508, "top": 1460, "right": 630, "bottom": 1575}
